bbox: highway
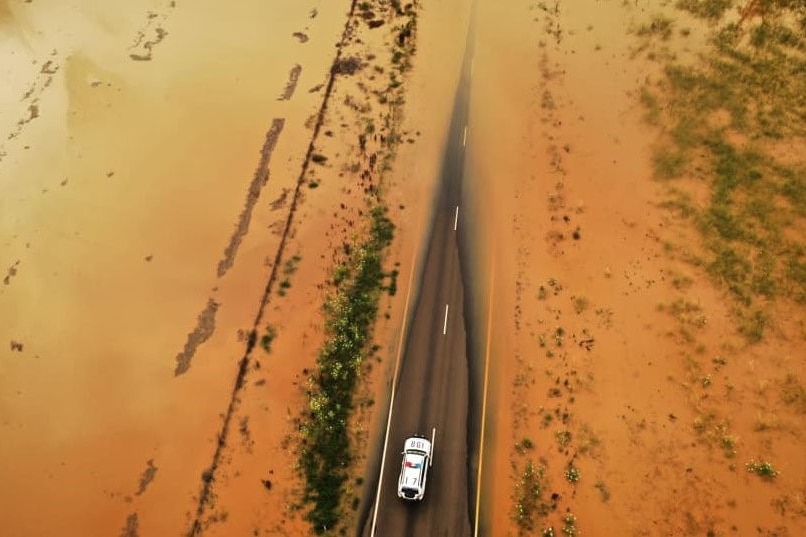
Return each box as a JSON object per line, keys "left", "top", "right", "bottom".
{"left": 360, "top": 15, "right": 488, "bottom": 537}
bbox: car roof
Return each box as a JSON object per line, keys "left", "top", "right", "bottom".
{"left": 401, "top": 452, "right": 426, "bottom": 484}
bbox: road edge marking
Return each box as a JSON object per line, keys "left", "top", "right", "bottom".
{"left": 370, "top": 235, "right": 420, "bottom": 537}
{"left": 474, "top": 261, "right": 495, "bottom": 537}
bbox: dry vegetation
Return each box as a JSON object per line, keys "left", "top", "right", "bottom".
{"left": 640, "top": 0, "right": 806, "bottom": 338}
{"left": 505, "top": 0, "right": 806, "bottom": 534}
{"left": 288, "top": 0, "right": 422, "bottom": 533}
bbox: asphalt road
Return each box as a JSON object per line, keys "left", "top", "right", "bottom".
{"left": 361, "top": 24, "right": 478, "bottom": 537}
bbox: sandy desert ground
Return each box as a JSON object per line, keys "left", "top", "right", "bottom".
{"left": 1, "top": 0, "right": 804, "bottom": 536}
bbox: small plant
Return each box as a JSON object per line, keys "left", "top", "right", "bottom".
{"left": 515, "top": 437, "right": 535, "bottom": 455}
{"left": 670, "top": 272, "right": 694, "bottom": 290}
{"left": 576, "top": 424, "right": 602, "bottom": 457}
{"left": 746, "top": 459, "right": 779, "bottom": 479}
{"left": 780, "top": 374, "right": 806, "bottom": 413}
{"left": 260, "top": 325, "right": 278, "bottom": 353}
{"left": 721, "top": 435, "right": 737, "bottom": 458}
{"left": 636, "top": 14, "right": 674, "bottom": 40}
{"left": 386, "top": 268, "right": 399, "bottom": 296}
{"left": 283, "top": 254, "right": 302, "bottom": 273}
{"left": 572, "top": 295, "right": 589, "bottom": 314}
{"left": 594, "top": 480, "right": 611, "bottom": 502}
{"left": 543, "top": 527, "right": 556, "bottom": 537}
{"left": 565, "top": 465, "right": 581, "bottom": 484}
{"left": 513, "top": 461, "right": 545, "bottom": 531}
{"left": 554, "top": 327, "right": 565, "bottom": 346}
{"left": 562, "top": 512, "right": 578, "bottom": 536}
{"left": 555, "top": 430, "right": 571, "bottom": 451}
{"left": 278, "top": 278, "right": 292, "bottom": 296}
{"left": 333, "top": 263, "right": 350, "bottom": 286}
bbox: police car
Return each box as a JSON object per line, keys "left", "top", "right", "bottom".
{"left": 397, "top": 428, "right": 435, "bottom": 501}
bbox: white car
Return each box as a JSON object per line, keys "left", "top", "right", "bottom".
{"left": 397, "top": 429, "right": 435, "bottom": 501}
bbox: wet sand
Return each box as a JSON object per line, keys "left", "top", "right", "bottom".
{"left": 1, "top": 0, "right": 352, "bottom": 534}
{"left": 468, "top": 0, "right": 806, "bottom": 535}
{"left": 3, "top": 0, "right": 805, "bottom": 536}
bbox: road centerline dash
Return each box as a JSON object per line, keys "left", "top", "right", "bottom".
{"left": 443, "top": 304, "right": 449, "bottom": 335}
{"left": 454, "top": 206, "right": 459, "bottom": 231}
{"left": 462, "top": 125, "right": 467, "bottom": 147}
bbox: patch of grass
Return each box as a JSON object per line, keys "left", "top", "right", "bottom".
{"left": 300, "top": 206, "right": 395, "bottom": 532}
{"left": 562, "top": 512, "right": 578, "bottom": 536}
{"left": 659, "top": 191, "right": 697, "bottom": 220}
{"left": 675, "top": 0, "right": 733, "bottom": 21}
{"left": 638, "top": 3, "right": 806, "bottom": 342}
{"left": 653, "top": 147, "right": 688, "bottom": 179}
{"left": 515, "top": 437, "right": 535, "bottom": 455}
{"left": 658, "top": 298, "right": 707, "bottom": 328}
{"left": 513, "top": 461, "right": 546, "bottom": 531}
{"left": 640, "top": 86, "right": 661, "bottom": 124}
{"left": 260, "top": 325, "right": 278, "bottom": 353}
{"left": 721, "top": 434, "right": 737, "bottom": 458}
{"left": 555, "top": 429, "right": 572, "bottom": 451}
{"left": 571, "top": 295, "right": 589, "bottom": 314}
{"left": 692, "top": 413, "right": 737, "bottom": 452}
{"left": 754, "top": 413, "right": 780, "bottom": 432}
{"left": 278, "top": 278, "right": 292, "bottom": 296}
{"left": 636, "top": 14, "right": 675, "bottom": 40}
{"left": 386, "top": 268, "right": 399, "bottom": 296}
{"left": 553, "top": 326, "right": 565, "bottom": 347}
{"left": 332, "top": 263, "right": 350, "bottom": 286}
{"left": 746, "top": 459, "right": 779, "bottom": 479}
{"left": 736, "top": 307, "right": 769, "bottom": 343}
{"left": 576, "top": 424, "right": 602, "bottom": 457}
{"left": 670, "top": 270, "right": 694, "bottom": 290}
{"left": 780, "top": 374, "right": 806, "bottom": 413}
{"left": 565, "top": 465, "right": 581, "bottom": 484}
{"left": 277, "top": 254, "right": 302, "bottom": 297}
